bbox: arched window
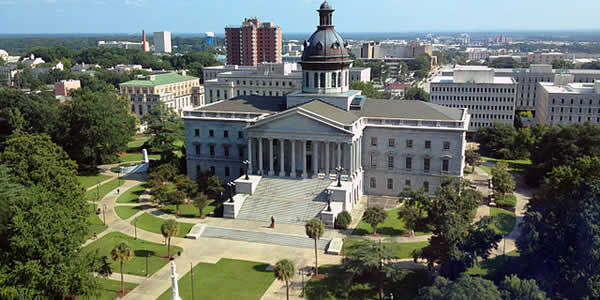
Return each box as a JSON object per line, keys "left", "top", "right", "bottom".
{"left": 332, "top": 72, "right": 337, "bottom": 88}
{"left": 314, "top": 72, "right": 318, "bottom": 88}
{"left": 320, "top": 73, "right": 326, "bottom": 88}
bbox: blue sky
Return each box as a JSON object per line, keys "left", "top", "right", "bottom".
{"left": 1, "top": 0, "right": 600, "bottom": 34}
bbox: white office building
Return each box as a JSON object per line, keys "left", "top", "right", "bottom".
{"left": 536, "top": 75, "right": 600, "bottom": 125}
{"left": 154, "top": 31, "right": 172, "bottom": 53}
{"left": 431, "top": 66, "right": 516, "bottom": 132}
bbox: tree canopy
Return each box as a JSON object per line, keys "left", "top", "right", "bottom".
{"left": 349, "top": 81, "right": 391, "bottom": 99}
{"left": 405, "top": 87, "right": 430, "bottom": 101}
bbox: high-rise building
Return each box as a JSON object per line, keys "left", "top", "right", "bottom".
{"left": 154, "top": 31, "right": 172, "bottom": 54}
{"left": 225, "top": 18, "right": 282, "bottom": 66}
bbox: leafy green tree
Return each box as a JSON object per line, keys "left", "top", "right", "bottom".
{"left": 362, "top": 206, "right": 387, "bottom": 235}
{"left": 398, "top": 205, "right": 421, "bottom": 234}
{"left": 168, "top": 189, "right": 186, "bottom": 214}
{"left": 0, "top": 164, "right": 98, "bottom": 298}
{"left": 274, "top": 259, "right": 296, "bottom": 300}
{"left": 488, "top": 57, "right": 527, "bottom": 69}
{"left": 405, "top": 87, "right": 430, "bottom": 101}
{"left": 0, "top": 56, "right": 5, "bottom": 66}
{"left": 349, "top": 81, "right": 391, "bottom": 99}
{"left": 143, "top": 104, "right": 184, "bottom": 160}
{"left": 149, "top": 178, "right": 169, "bottom": 205}
{"left": 551, "top": 59, "right": 574, "bottom": 69}
{"left": 56, "top": 90, "right": 136, "bottom": 170}
{"left": 499, "top": 275, "right": 547, "bottom": 300}
{"left": 14, "top": 66, "right": 43, "bottom": 90}
{"left": 418, "top": 274, "right": 502, "bottom": 300}
{"left": 518, "top": 158, "right": 600, "bottom": 298}
{"left": 110, "top": 242, "right": 133, "bottom": 293}
{"left": 334, "top": 210, "right": 352, "bottom": 229}
{"left": 161, "top": 219, "right": 179, "bottom": 258}
{"left": 305, "top": 218, "right": 325, "bottom": 275}
{"left": 0, "top": 89, "right": 61, "bottom": 137}
{"left": 344, "top": 240, "right": 397, "bottom": 300}
{"left": 149, "top": 163, "right": 178, "bottom": 183}
{"left": 475, "top": 123, "right": 526, "bottom": 160}
{"left": 197, "top": 171, "right": 225, "bottom": 198}
{"left": 465, "top": 149, "right": 481, "bottom": 172}
{"left": 193, "top": 192, "right": 210, "bottom": 217}
{"left": 175, "top": 174, "right": 198, "bottom": 199}
{"left": 491, "top": 161, "right": 515, "bottom": 197}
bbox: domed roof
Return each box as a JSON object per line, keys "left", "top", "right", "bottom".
{"left": 301, "top": 1, "right": 352, "bottom": 66}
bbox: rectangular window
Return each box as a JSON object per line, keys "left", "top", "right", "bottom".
{"left": 424, "top": 158, "right": 430, "bottom": 172}
{"left": 406, "top": 157, "right": 412, "bottom": 169}
{"left": 224, "top": 146, "right": 230, "bottom": 157}
{"left": 209, "top": 129, "right": 214, "bottom": 137}
{"left": 370, "top": 177, "right": 376, "bottom": 188}
{"left": 371, "top": 137, "right": 377, "bottom": 146}
{"left": 389, "top": 138, "right": 395, "bottom": 147}
{"left": 195, "top": 144, "right": 201, "bottom": 155}
{"left": 224, "top": 130, "right": 229, "bottom": 138}
{"left": 443, "top": 142, "right": 450, "bottom": 150}
{"left": 425, "top": 140, "right": 431, "bottom": 149}
{"left": 370, "top": 153, "right": 377, "bottom": 168}
{"left": 238, "top": 131, "right": 243, "bottom": 139}
{"left": 442, "top": 159, "right": 449, "bottom": 172}
{"left": 423, "top": 181, "right": 429, "bottom": 193}
{"left": 406, "top": 140, "right": 413, "bottom": 148}
{"left": 225, "top": 167, "right": 230, "bottom": 177}
{"left": 209, "top": 145, "right": 215, "bottom": 156}
{"left": 388, "top": 156, "right": 394, "bottom": 169}
{"left": 387, "top": 178, "right": 393, "bottom": 190}
{"left": 194, "top": 129, "right": 199, "bottom": 136}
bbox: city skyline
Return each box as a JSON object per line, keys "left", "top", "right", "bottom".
{"left": 1, "top": 0, "right": 600, "bottom": 34}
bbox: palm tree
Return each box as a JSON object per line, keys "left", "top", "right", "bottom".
{"left": 305, "top": 218, "right": 324, "bottom": 276}
{"left": 161, "top": 219, "right": 179, "bottom": 258}
{"left": 274, "top": 259, "right": 296, "bottom": 300}
{"left": 111, "top": 242, "right": 133, "bottom": 293}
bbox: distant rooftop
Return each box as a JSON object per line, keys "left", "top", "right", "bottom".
{"left": 539, "top": 81, "right": 599, "bottom": 95}
{"left": 193, "top": 95, "right": 286, "bottom": 114}
{"left": 354, "top": 98, "right": 465, "bottom": 121}
{"left": 120, "top": 72, "right": 198, "bottom": 87}
{"left": 431, "top": 76, "right": 514, "bottom": 85}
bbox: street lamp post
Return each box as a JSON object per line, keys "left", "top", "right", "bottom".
{"left": 134, "top": 218, "right": 137, "bottom": 240}
{"left": 299, "top": 269, "right": 305, "bottom": 297}
{"left": 242, "top": 160, "right": 250, "bottom": 180}
{"left": 325, "top": 190, "right": 333, "bottom": 212}
{"left": 227, "top": 182, "right": 236, "bottom": 203}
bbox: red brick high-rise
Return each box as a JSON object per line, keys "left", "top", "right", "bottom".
{"left": 226, "top": 18, "right": 282, "bottom": 66}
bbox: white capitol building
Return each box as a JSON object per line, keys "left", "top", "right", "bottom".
{"left": 183, "top": 1, "right": 470, "bottom": 226}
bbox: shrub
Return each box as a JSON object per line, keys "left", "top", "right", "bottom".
{"left": 335, "top": 211, "right": 352, "bottom": 229}
{"left": 496, "top": 194, "right": 516, "bottom": 209}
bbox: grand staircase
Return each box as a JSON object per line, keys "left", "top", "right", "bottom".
{"left": 236, "top": 177, "right": 332, "bottom": 225}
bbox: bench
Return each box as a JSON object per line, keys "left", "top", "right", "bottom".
{"left": 327, "top": 238, "right": 343, "bottom": 255}
{"left": 318, "top": 173, "right": 326, "bottom": 180}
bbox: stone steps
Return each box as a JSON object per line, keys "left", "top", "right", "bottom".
{"left": 202, "top": 226, "right": 330, "bottom": 250}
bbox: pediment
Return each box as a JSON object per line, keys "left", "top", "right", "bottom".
{"left": 247, "top": 109, "right": 351, "bottom": 135}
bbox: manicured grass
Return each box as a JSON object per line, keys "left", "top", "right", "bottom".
{"left": 127, "top": 136, "right": 150, "bottom": 151}
{"left": 343, "top": 238, "right": 428, "bottom": 259}
{"left": 480, "top": 164, "right": 493, "bottom": 175}
{"left": 93, "top": 278, "right": 138, "bottom": 300}
{"left": 304, "top": 264, "right": 428, "bottom": 300}
{"left": 467, "top": 250, "right": 520, "bottom": 277}
{"left": 85, "top": 178, "right": 125, "bottom": 202}
{"left": 119, "top": 153, "right": 160, "bottom": 163}
{"left": 156, "top": 258, "right": 275, "bottom": 300}
{"left": 117, "top": 182, "right": 148, "bottom": 204}
{"left": 78, "top": 174, "right": 112, "bottom": 190}
{"left": 160, "top": 201, "right": 217, "bottom": 218}
{"left": 481, "top": 156, "right": 532, "bottom": 174}
{"left": 353, "top": 207, "right": 429, "bottom": 237}
{"left": 87, "top": 204, "right": 107, "bottom": 240}
{"left": 83, "top": 232, "right": 183, "bottom": 277}
{"left": 132, "top": 213, "right": 194, "bottom": 238}
{"left": 115, "top": 205, "right": 145, "bottom": 220}
{"left": 490, "top": 207, "right": 516, "bottom": 236}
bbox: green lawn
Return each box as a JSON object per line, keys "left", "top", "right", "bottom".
{"left": 119, "top": 153, "right": 160, "bottom": 163}
{"left": 127, "top": 136, "right": 150, "bottom": 152}
{"left": 304, "top": 264, "right": 428, "bottom": 300}
{"left": 353, "top": 207, "right": 429, "bottom": 237}
{"left": 85, "top": 178, "right": 125, "bottom": 202}
{"left": 78, "top": 174, "right": 112, "bottom": 190}
{"left": 160, "top": 201, "right": 217, "bottom": 218}
{"left": 83, "top": 232, "right": 183, "bottom": 277}
{"left": 115, "top": 205, "right": 145, "bottom": 220}
{"left": 87, "top": 204, "right": 107, "bottom": 240}
{"left": 156, "top": 258, "right": 275, "bottom": 300}
{"left": 117, "top": 182, "right": 148, "bottom": 203}
{"left": 490, "top": 207, "right": 516, "bottom": 236}
{"left": 343, "top": 238, "right": 428, "bottom": 259}
{"left": 93, "top": 278, "right": 138, "bottom": 299}
{"left": 467, "top": 250, "right": 520, "bottom": 278}
{"left": 132, "top": 213, "right": 194, "bottom": 238}
{"left": 481, "top": 156, "right": 532, "bottom": 174}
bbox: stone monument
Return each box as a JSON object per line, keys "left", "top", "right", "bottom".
{"left": 142, "top": 148, "right": 149, "bottom": 163}
{"left": 170, "top": 261, "right": 182, "bottom": 300}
